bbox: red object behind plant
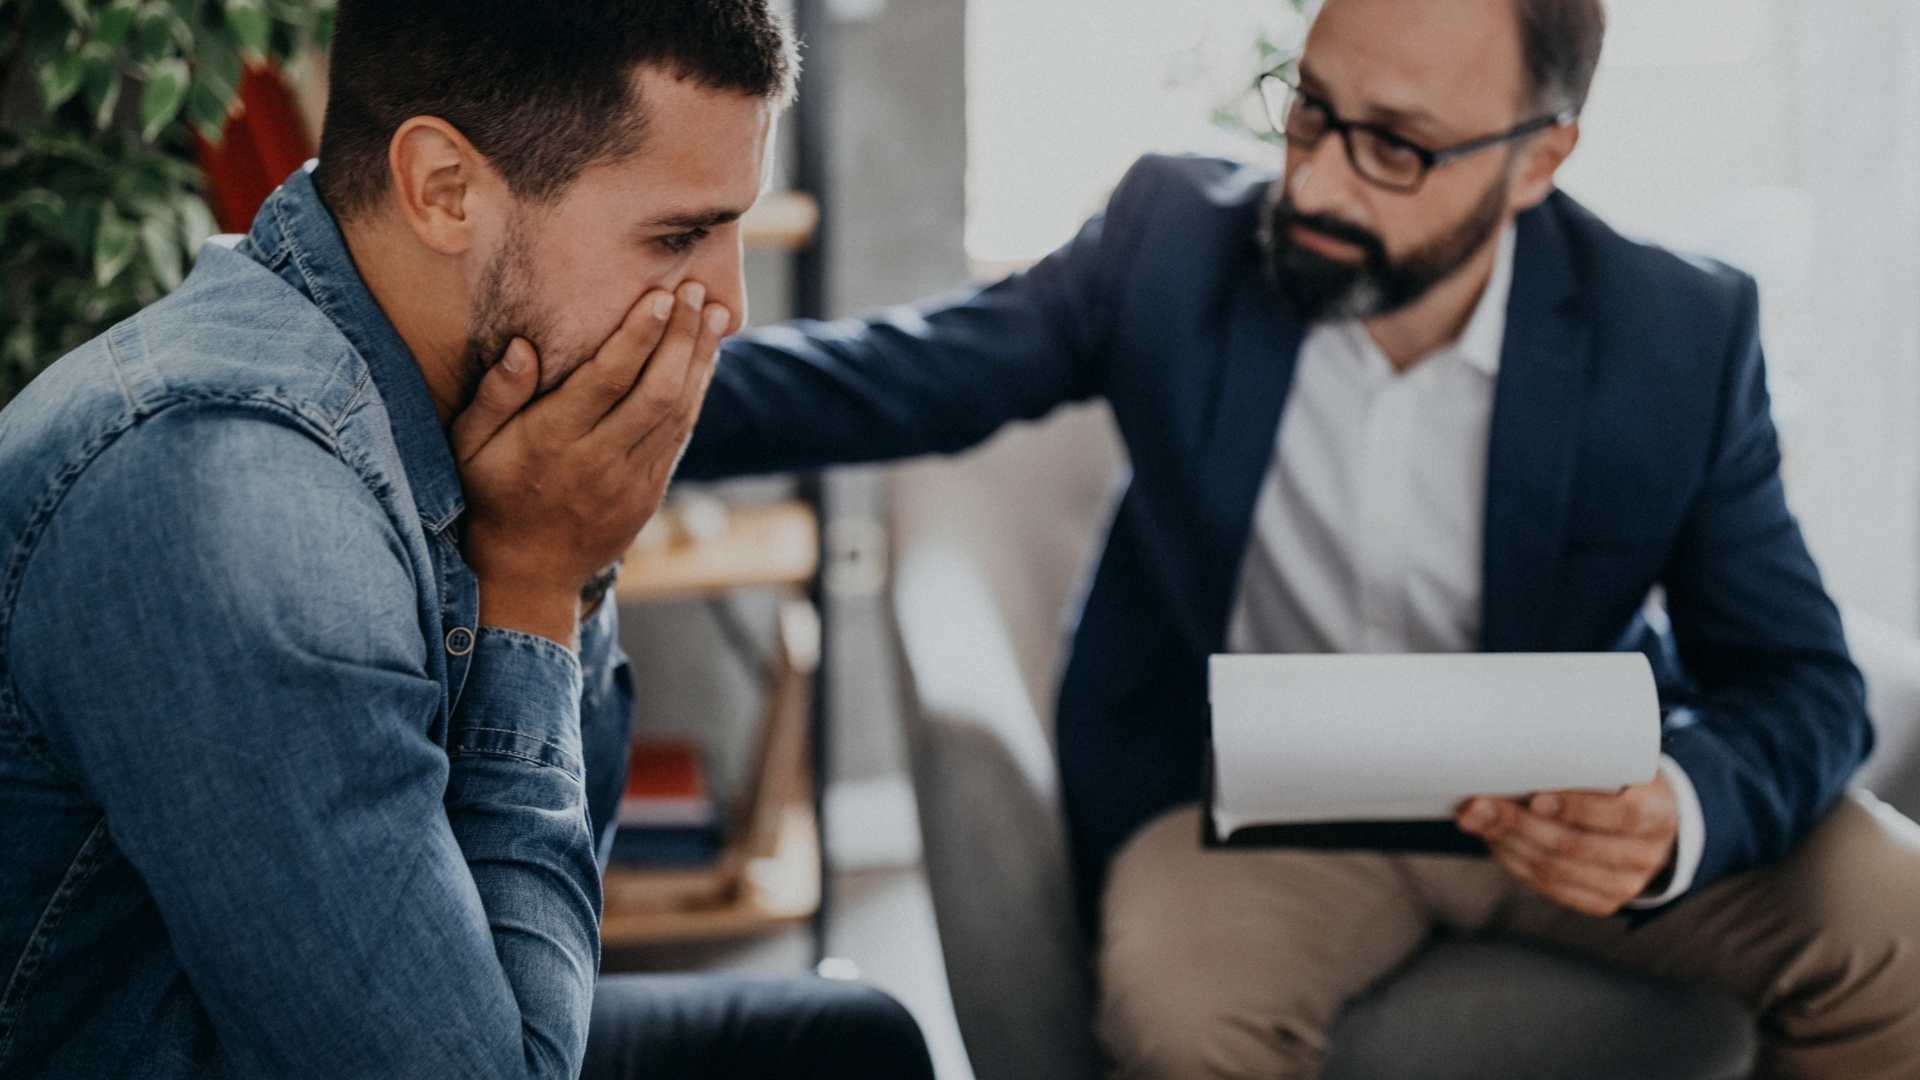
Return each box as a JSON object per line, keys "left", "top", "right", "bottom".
{"left": 194, "top": 64, "right": 316, "bottom": 234}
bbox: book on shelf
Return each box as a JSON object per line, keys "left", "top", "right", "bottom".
{"left": 610, "top": 735, "right": 726, "bottom": 869}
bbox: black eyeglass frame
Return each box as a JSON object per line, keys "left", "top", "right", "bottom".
{"left": 1256, "top": 66, "right": 1578, "bottom": 194}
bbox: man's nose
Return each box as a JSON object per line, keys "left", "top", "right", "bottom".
{"left": 1287, "top": 133, "right": 1366, "bottom": 220}
{"left": 689, "top": 239, "right": 749, "bottom": 335}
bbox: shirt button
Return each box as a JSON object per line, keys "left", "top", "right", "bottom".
{"left": 445, "top": 626, "right": 476, "bottom": 656}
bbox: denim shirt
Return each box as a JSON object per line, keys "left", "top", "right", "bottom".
{"left": 0, "top": 167, "right": 635, "bottom": 1078}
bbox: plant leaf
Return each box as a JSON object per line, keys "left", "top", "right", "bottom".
{"left": 176, "top": 193, "right": 217, "bottom": 253}
{"left": 88, "top": 77, "right": 122, "bottom": 131}
{"left": 140, "top": 213, "right": 184, "bottom": 290}
{"left": 131, "top": 2, "right": 182, "bottom": 64}
{"left": 94, "top": 205, "right": 139, "bottom": 287}
{"left": 95, "top": 0, "right": 141, "bottom": 46}
{"left": 139, "top": 58, "right": 190, "bottom": 141}
{"left": 193, "top": 28, "right": 242, "bottom": 102}
{"left": 224, "top": 0, "right": 270, "bottom": 59}
{"left": 36, "top": 54, "right": 85, "bottom": 110}
{"left": 81, "top": 45, "right": 123, "bottom": 130}
{"left": 186, "top": 78, "right": 231, "bottom": 145}
{"left": 15, "top": 190, "right": 66, "bottom": 235}
{"left": 57, "top": 0, "right": 90, "bottom": 30}
{"left": 5, "top": 322, "right": 38, "bottom": 368}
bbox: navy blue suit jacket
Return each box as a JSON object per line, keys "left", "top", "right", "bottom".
{"left": 682, "top": 154, "right": 1870, "bottom": 911}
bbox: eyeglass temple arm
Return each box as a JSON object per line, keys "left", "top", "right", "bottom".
{"left": 1428, "top": 109, "right": 1579, "bottom": 166}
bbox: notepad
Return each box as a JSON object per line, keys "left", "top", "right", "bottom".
{"left": 1205, "top": 653, "right": 1660, "bottom": 852}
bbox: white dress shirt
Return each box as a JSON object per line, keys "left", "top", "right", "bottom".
{"left": 1227, "top": 225, "right": 1704, "bottom": 907}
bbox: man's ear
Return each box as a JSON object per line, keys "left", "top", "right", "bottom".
{"left": 387, "top": 116, "right": 492, "bottom": 256}
{"left": 1508, "top": 120, "right": 1580, "bottom": 214}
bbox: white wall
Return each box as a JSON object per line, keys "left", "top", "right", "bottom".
{"left": 1562, "top": 0, "right": 1920, "bottom": 630}
{"left": 965, "top": 0, "right": 1298, "bottom": 263}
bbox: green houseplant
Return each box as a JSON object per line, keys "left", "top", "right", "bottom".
{"left": 0, "top": 0, "right": 334, "bottom": 405}
{"left": 1210, "top": 8, "right": 1308, "bottom": 147}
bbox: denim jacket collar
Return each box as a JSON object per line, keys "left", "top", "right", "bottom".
{"left": 243, "top": 164, "right": 466, "bottom": 535}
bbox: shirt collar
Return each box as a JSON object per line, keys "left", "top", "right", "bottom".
{"left": 1453, "top": 222, "right": 1516, "bottom": 379}
{"left": 241, "top": 163, "right": 466, "bottom": 534}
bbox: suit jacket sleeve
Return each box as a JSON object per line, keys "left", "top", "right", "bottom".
{"left": 678, "top": 158, "right": 1171, "bottom": 479}
{"left": 1657, "top": 271, "right": 1872, "bottom": 895}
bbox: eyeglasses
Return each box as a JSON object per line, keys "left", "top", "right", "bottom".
{"left": 1257, "top": 68, "right": 1576, "bottom": 194}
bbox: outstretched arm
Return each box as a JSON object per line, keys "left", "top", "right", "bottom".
{"left": 680, "top": 159, "right": 1170, "bottom": 479}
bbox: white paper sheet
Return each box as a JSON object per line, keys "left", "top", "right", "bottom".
{"left": 1208, "top": 653, "right": 1661, "bottom": 840}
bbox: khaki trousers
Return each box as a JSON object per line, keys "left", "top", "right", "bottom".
{"left": 1098, "top": 792, "right": 1920, "bottom": 1079}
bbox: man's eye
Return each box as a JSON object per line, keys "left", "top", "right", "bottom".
{"left": 1372, "top": 134, "right": 1425, "bottom": 168}
{"left": 658, "top": 228, "right": 709, "bottom": 255}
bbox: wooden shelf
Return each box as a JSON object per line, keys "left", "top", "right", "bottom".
{"left": 600, "top": 599, "right": 821, "bottom": 947}
{"left": 615, "top": 500, "right": 819, "bottom": 603}
{"left": 742, "top": 191, "right": 820, "bottom": 252}
{"left": 601, "top": 801, "right": 820, "bottom": 946}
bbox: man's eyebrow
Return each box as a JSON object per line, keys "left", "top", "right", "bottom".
{"left": 1297, "top": 61, "right": 1448, "bottom": 138}
{"left": 641, "top": 206, "right": 749, "bottom": 230}
{"left": 1366, "top": 101, "right": 1446, "bottom": 136}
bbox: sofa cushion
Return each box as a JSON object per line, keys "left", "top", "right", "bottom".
{"left": 1326, "top": 939, "right": 1755, "bottom": 1080}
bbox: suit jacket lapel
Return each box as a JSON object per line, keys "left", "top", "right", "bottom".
{"left": 1480, "top": 198, "right": 1593, "bottom": 652}
{"left": 1192, "top": 270, "right": 1306, "bottom": 655}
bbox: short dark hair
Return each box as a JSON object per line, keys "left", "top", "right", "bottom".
{"left": 1514, "top": 0, "right": 1606, "bottom": 114}
{"left": 314, "top": 1, "right": 798, "bottom": 221}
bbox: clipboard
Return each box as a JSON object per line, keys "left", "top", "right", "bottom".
{"left": 1199, "top": 737, "right": 1490, "bottom": 855}
{"left": 1199, "top": 652, "right": 1659, "bottom": 856}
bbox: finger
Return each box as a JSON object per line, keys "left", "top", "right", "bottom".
{"left": 1490, "top": 845, "right": 1625, "bottom": 918}
{"left": 598, "top": 283, "right": 712, "bottom": 447}
{"left": 541, "top": 289, "right": 676, "bottom": 436}
{"left": 1491, "top": 836, "right": 1637, "bottom": 915}
{"left": 1539, "top": 785, "right": 1672, "bottom": 838}
{"left": 610, "top": 302, "right": 727, "bottom": 520}
{"left": 623, "top": 300, "right": 728, "bottom": 456}
{"left": 1456, "top": 796, "right": 1523, "bottom": 839}
{"left": 451, "top": 338, "right": 538, "bottom": 463}
{"left": 1497, "top": 803, "right": 1664, "bottom": 874}
{"left": 688, "top": 303, "right": 725, "bottom": 401}
{"left": 620, "top": 319, "right": 720, "bottom": 492}
{"left": 1489, "top": 814, "right": 1658, "bottom": 883}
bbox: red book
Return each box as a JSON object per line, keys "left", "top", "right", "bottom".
{"left": 618, "top": 737, "right": 719, "bottom": 828}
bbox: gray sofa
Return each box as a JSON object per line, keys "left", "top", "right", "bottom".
{"left": 887, "top": 404, "right": 1920, "bottom": 1080}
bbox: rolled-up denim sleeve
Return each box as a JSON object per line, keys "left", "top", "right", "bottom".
{"left": 12, "top": 409, "right": 600, "bottom": 1079}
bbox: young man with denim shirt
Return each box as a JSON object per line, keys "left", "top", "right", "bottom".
{"left": 0, "top": 2, "right": 930, "bottom": 1077}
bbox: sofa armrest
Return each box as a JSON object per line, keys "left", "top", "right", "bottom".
{"left": 891, "top": 540, "right": 1101, "bottom": 1080}
{"left": 1845, "top": 606, "right": 1920, "bottom": 818}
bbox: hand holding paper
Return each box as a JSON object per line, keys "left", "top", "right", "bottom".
{"left": 1458, "top": 775, "right": 1680, "bottom": 917}
{"left": 1206, "top": 653, "right": 1662, "bottom": 852}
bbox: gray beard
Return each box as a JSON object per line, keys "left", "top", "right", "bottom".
{"left": 1260, "top": 174, "right": 1511, "bottom": 322}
